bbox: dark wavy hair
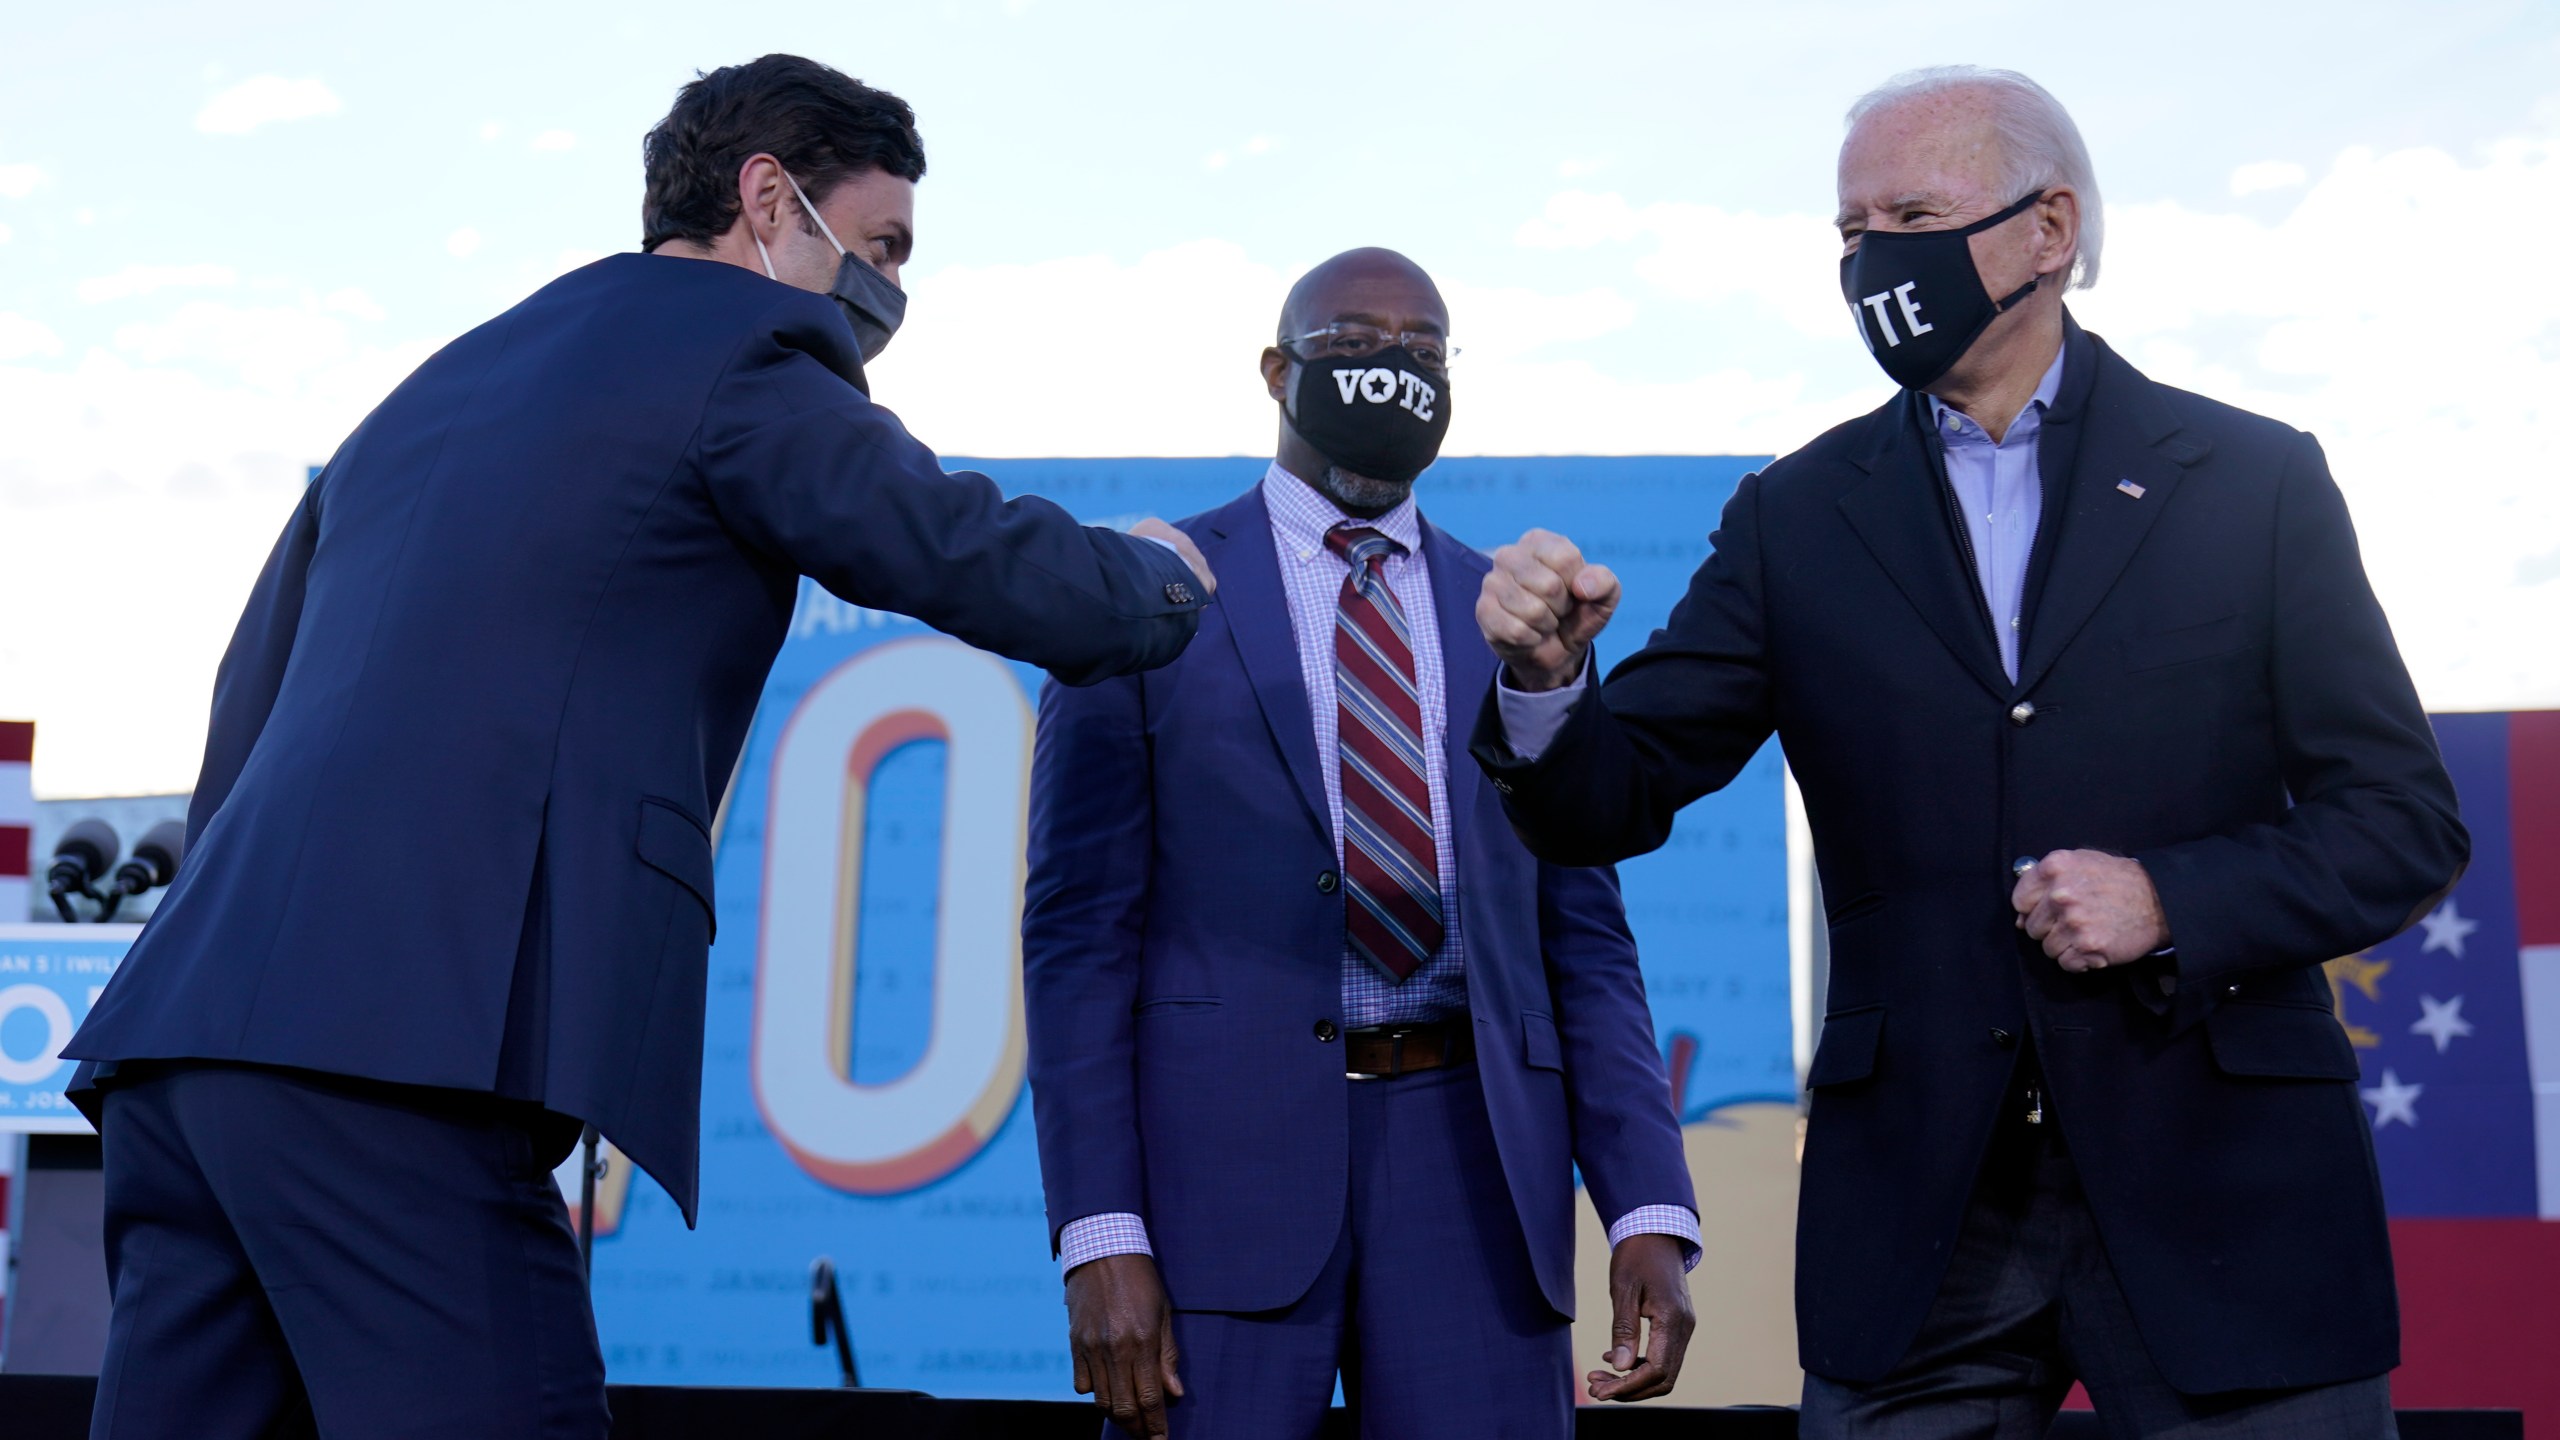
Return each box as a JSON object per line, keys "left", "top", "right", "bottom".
{"left": 640, "top": 55, "right": 926, "bottom": 252}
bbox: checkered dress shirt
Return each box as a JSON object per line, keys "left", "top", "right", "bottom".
{"left": 1060, "top": 465, "right": 1699, "bottom": 1273}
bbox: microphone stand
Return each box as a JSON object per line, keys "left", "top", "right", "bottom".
{"left": 810, "top": 1257, "right": 860, "bottom": 1388}
{"left": 576, "top": 1124, "right": 602, "bottom": 1283}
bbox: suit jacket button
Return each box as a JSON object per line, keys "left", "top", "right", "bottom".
{"left": 1164, "top": 581, "right": 1195, "bottom": 605}
{"left": 2009, "top": 701, "right": 2036, "bottom": 726}
{"left": 1316, "top": 870, "right": 1338, "bottom": 894}
{"left": 1314, "top": 1019, "right": 1339, "bottom": 1042}
{"left": 1990, "top": 1028, "right": 2016, "bottom": 1048}
{"left": 1492, "top": 777, "right": 1514, "bottom": 795}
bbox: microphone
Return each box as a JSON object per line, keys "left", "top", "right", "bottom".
{"left": 99, "top": 820, "right": 186, "bottom": 922}
{"left": 46, "top": 819, "right": 120, "bottom": 924}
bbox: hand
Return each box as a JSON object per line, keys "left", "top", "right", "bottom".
{"left": 2011, "top": 850, "right": 2169, "bottom": 973}
{"left": 1587, "top": 1232, "right": 1694, "bottom": 1403}
{"left": 1132, "top": 518, "right": 1217, "bottom": 599}
{"left": 1478, "top": 529, "right": 1619, "bottom": 693}
{"left": 1065, "top": 1253, "right": 1183, "bottom": 1437}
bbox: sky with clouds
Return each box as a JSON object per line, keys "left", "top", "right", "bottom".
{"left": 4, "top": 0, "right": 2557, "bottom": 795}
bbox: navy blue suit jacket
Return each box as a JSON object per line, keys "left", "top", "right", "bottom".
{"left": 66, "top": 253, "right": 1203, "bottom": 1222}
{"left": 1023, "top": 484, "right": 1691, "bottom": 1318}
{"left": 1474, "top": 320, "right": 2466, "bottom": 1392}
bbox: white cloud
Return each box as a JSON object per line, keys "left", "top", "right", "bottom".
{"left": 530, "top": 130, "right": 578, "bottom": 152}
{"left": 2230, "top": 160, "right": 2309, "bottom": 197}
{"left": 0, "top": 295, "right": 443, "bottom": 794}
{"left": 1436, "top": 281, "right": 1637, "bottom": 362}
{"left": 885, "top": 240, "right": 1286, "bottom": 455}
{"left": 0, "top": 222, "right": 12, "bottom": 245}
{"left": 1516, "top": 190, "right": 1846, "bottom": 341}
{"left": 322, "top": 287, "right": 385, "bottom": 321}
{"left": 75, "top": 263, "right": 240, "bottom": 304}
{"left": 479, "top": 121, "right": 504, "bottom": 142}
{"left": 884, "top": 244, "right": 1837, "bottom": 462}
{"left": 195, "top": 76, "right": 342, "bottom": 136}
{"left": 0, "top": 162, "right": 43, "bottom": 199}
{"left": 446, "top": 227, "right": 483, "bottom": 259}
{"left": 1203, "top": 135, "right": 1279, "bottom": 172}
{"left": 2064, "top": 137, "right": 2560, "bottom": 711}
{"left": 0, "top": 313, "right": 64, "bottom": 362}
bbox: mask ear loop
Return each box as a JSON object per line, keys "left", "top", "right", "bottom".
{"left": 1967, "top": 190, "right": 2049, "bottom": 314}
{"left": 783, "top": 170, "right": 850, "bottom": 258}
{"left": 752, "top": 169, "right": 850, "bottom": 280}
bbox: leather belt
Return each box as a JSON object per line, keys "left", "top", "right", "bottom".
{"left": 1344, "top": 1016, "right": 1473, "bottom": 1080}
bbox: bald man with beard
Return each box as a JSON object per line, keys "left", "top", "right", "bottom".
{"left": 1021, "top": 249, "right": 1699, "bottom": 1438}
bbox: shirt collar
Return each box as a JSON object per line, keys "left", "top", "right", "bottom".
{"left": 1928, "top": 342, "right": 2067, "bottom": 443}
{"left": 1262, "top": 462, "right": 1424, "bottom": 558}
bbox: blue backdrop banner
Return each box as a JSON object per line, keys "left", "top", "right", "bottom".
{"left": 585, "top": 456, "right": 1787, "bottom": 1394}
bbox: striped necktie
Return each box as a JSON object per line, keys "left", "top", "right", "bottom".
{"left": 1325, "top": 526, "right": 1443, "bottom": 982}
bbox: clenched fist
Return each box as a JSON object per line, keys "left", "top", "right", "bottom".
{"left": 1477, "top": 529, "right": 1619, "bottom": 692}
{"left": 2011, "top": 850, "right": 2169, "bottom": 973}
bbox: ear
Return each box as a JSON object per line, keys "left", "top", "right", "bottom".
{"left": 734, "top": 152, "right": 790, "bottom": 250}
{"left": 1260, "top": 345, "right": 1293, "bottom": 404}
{"left": 2035, "top": 187, "right": 2081, "bottom": 282}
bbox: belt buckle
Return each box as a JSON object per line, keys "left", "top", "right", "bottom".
{"left": 1345, "top": 1026, "right": 1416, "bottom": 1082}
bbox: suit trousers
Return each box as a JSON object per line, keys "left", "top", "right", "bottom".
{"left": 89, "top": 1062, "right": 606, "bottom": 1440}
{"left": 1799, "top": 1102, "right": 2395, "bottom": 1440}
{"left": 1108, "top": 1059, "right": 1573, "bottom": 1440}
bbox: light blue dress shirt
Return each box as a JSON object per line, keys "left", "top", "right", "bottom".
{"left": 1933, "top": 345, "right": 2066, "bottom": 683}
{"left": 1497, "top": 343, "right": 2069, "bottom": 758}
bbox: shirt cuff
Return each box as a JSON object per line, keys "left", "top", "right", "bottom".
{"left": 1058, "top": 1211, "right": 1153, "bottom": 1274}
{"left": 1493, "top": 657, "right": 1591, "bottom": 763}
{"left": 1608, "top": 1204, "right": 1704, "bottom": 1273}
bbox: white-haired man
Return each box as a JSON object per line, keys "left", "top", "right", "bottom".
{"left": 1469, "top": 66, "right": 2464, "bottom": 1437}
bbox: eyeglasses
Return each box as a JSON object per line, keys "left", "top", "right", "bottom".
{"left": 1279, "top": 324, "right": 1459, "bottom": 372}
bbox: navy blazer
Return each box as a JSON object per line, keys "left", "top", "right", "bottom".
{"left": 1022, "top": 484, "right": 1692, "bottom": 1318}
{"left": 66, "top": 253, "right": 1203, "bottom": 1222}
{"left": 1474, "top": 319, "right": 2467, "bottom": 1392}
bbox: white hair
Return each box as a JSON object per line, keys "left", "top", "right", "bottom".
{"left": 1847, "top": 65, "right": 2104, "bottom": 290}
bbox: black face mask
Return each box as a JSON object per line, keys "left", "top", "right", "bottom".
{"left": 1839, "top": 190, "right": 2043, "bottom": 390}
{"left": 823, "top": 253, "right": 906, "bottom": 365}
{"left": 1286, "top": 346, "right": 1452, "bottom": 486}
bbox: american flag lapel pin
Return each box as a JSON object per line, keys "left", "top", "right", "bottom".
{"left": 2116, "top": 478, "right": 2147, "bottom": 500}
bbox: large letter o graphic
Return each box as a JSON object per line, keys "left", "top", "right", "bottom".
{"left": 0, "top": 984, "right": 76, "bottom": 1086}
{"left": 752, "top": 637, "right": 1032, "bottom": 1193}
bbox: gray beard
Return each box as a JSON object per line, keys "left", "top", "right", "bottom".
{"left": 1314, "top": 465, "right": 1412, "bottom": 516}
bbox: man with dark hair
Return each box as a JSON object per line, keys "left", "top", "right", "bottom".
{"left": 1023, "top": 248, "right": 1696, "bottom": 1438}
{"left": 64, "top": 53, "right": 1213, "bottom": 1440}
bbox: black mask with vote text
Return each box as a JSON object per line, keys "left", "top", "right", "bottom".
{"left": 1839, "top": 190, "right": 2043, "bottom": 390}
{"left": 1287, "top": 346, "right": 1452, "bottom": 486}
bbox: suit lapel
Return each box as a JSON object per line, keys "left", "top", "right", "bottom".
{"left": 2013, "top": 338, "right": 2212, "bottom": 695}
{"left": 1421, "top": 520, "right": 1491, "bottom": 850}
{"left": 1205, "top": 488, "right": 1331, "bottom": 842}
{"left": 1835, "top": 397, "right": 2012, "bottom": 702}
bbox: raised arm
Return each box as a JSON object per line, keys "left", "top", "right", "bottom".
{"left": 1470, "top": 473, "right": 1780, "bottom": 866}
{"left": 697, "top": 329, "right": 1207, "bottom": 686}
